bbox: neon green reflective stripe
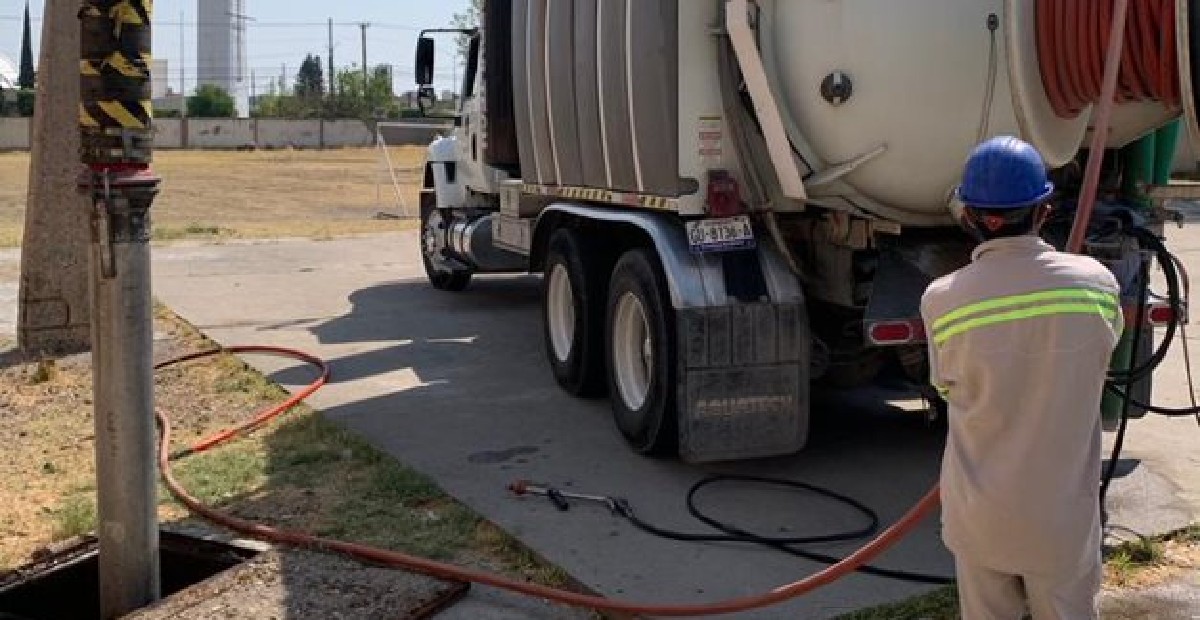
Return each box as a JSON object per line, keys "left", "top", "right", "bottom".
{"left": 932, "top": 288, "right": 1118, "bottom": 333}
{"left": 934, "top": 384, "right": 950, "bottom": 398}
{"left": 933, "top": 302, "right": 1119, "bottom": 346}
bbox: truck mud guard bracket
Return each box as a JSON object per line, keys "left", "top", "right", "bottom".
{"left": 725, "top": 0, "right": 809, "bottom": 204}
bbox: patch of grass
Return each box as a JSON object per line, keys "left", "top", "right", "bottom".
{"left": 28, "top": 359, "right": 56, "bottom": 385}
{"left": 1, "top": 302, "right": 576, "bottom": 591}
{"left": 0, "top": 149, "right": 425, "bottom": 249}
{"left": 1106, "top": 536, "right": 1167, "bottom": 585}
{"left": 168, "top": 442, "right": 267, "bottom": 507}
{"left": 212, "top": 356, "right": 289, "bottom": 401}
{"left": 1167, "top": 524, "right": 1200, "bottom": 543}
{"left": 834, "top": 587, "right": 959, "bottom": 620}
{"left": 474, "top": 521, "right": 572, "bottom": 587}
{"left": 256, "top": 413, "right": 479, "bottom": 559}
{"left": 51, "top": 494, "right": 96, "bottom": 541}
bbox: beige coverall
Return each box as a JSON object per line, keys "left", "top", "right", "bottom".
{"left": 920, "top": 235, "right": 1124, "bottom": 620}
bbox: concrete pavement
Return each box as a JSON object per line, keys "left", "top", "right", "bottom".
{"left": 2, "top": 229, "right": 1198, "bottom": 618}
{"left": 149, "top": 235, "right": 951, "bottom": 619}
{"left": 145, "top": 230, "right": 1199, "bottom": 618}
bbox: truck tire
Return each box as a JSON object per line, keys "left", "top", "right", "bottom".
{"left": 542, "top": 229, "right": 606, "bottom": 397}
{"left": 420, "top": 202, "right": 473, "bottom": 292}
{"left": 606, "top": 249, "right": 677, "bottom": 456}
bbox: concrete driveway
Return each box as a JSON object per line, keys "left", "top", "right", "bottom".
{"left": 150, "top": 234, "right": 950, "bottom": 619}
{"left": 145, "top": 229, "right": 1200, "bottom": 618}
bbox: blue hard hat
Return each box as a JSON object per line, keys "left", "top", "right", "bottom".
{"left": 955, "top": 136, "right": 1055, "bottom": 209}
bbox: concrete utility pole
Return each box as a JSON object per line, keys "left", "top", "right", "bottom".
{"left": 360, "top": 22, "right": 370, "bottom": 87}
{"left": 18, "top": 0, "right": 92, "bottom": 354}
{"left": 179, "top": 11, "right": 185, "bottom": 97}
{"left": 79, "top": 0, "right": 162, "bottom": 616}
{"left": 328, "top": 18, "right": 336, "bottom": 96}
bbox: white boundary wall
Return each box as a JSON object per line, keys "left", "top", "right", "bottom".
{"left": 0, "top": 118, "right": 32, "bottom": 150}
{"left": 0, "top": 118, "right": 443, "bottom": 151}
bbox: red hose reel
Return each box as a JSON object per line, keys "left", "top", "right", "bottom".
{"left": 1037, "top": 0, "right": 1181, "bottom": 119}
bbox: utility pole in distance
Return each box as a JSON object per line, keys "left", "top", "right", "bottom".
{"left": 79, "top": 0, "right": 162, "bottom": 615}
{"left": 178, "top": 11, "right": 185, "bottom": 96}
{"left": 328, "top": 18, "right": 336, "bottom": 97}
{"left": 359, "top": 22, "right": 370, "bottom": 90}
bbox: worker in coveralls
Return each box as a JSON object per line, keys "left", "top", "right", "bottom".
{"left": 921, "top": 136, "right": 1124, "bottom": 619}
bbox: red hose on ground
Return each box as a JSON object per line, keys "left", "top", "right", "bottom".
{"left": 1037, "top": 0, "right": 1180, "bottom": 119}
{"left": 156, "top": 346, "right": 331, "bottom": 458}
{"left": 157, "top": 346, "right": 942, "bottom": 617}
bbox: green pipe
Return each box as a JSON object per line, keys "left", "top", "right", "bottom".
{"left": 1102, "top": 330, "right": 1136, "bottom": 430}
{"left": 1121, "top": 132, "right": 1156, "bottom": 208}
{"left": 1153, "top": 119, "right": 1182, "bottom": 186}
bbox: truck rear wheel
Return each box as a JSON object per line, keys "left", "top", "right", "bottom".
{"left": 420, "top": 204, "right": 473, "bottom": 292}
{"left": 606, "top": 249, "right": 677, "bottom": 456}
{"left": 542, "top": 229, "right": 606, "bottom": 397}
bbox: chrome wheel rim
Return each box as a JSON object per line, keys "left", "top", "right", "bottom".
{"left": 613, "top": 292, "right": 653, "bottom": 411}
{"left": 547, "top": 264, "right": 576, "bottom": 363}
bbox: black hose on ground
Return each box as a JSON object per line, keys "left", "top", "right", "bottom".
{"left": 609, "top": 475, "right": 955, "bottom": 586}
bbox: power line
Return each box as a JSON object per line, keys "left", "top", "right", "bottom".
{"left": 0, "top": 15, "right": 421, "bottom": 30}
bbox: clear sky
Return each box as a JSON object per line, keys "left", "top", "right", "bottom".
{"left": 1, "top": 0, "right": 470, "bottom": 95}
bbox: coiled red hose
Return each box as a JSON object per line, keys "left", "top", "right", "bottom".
{"left": 1038, "top": 0, "right": 1180, "bottom": 118}
{"left": 157, "top": 346, "right": 942, "bottom": 617}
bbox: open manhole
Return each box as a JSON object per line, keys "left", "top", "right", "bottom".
{"left": 0, "top": 531, "right": 258, "bottom": 620}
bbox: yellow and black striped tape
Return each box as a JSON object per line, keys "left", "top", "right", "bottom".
{"left": 108, "top": 0, "right": 152, "bottom": 28}
{"left": 522, "top": 183, "right": 679, "bottom": 212}
{"left": 81, "top": 52, "right": 152, "bottom": 79}
{"left": 79, "top": 0, "right": 152, "bottom": 29}
{"left": 79, "top": 100, "right": 152, "bottom": 130}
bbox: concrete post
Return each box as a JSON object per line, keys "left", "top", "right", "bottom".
{"left": 18, "top": 0, "right": 91, "bottom": 355}
{"left": 80, "top": 0, "right": 162, "bottom": 615}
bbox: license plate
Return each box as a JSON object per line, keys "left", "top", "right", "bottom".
{"left": 686, "top": 216, "right": 756, "bottom": 253}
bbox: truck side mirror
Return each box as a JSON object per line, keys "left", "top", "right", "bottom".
{"left": 416, "top": 38, "right": 435, "bottom": 87}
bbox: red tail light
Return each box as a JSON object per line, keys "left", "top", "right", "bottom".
{"left": 1147, "top": 303, "right": 1176, "bottom": 326}
{"left": 866, "top": 320, "right": 926, "bottom": 346}
{"left": 706, "top": 170, "right": 744, "bottom": 217}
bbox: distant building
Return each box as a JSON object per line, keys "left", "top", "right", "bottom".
{"left": 197, "top": 0, "right": 250, "bottom": 117}
{"left": 154, "top": 94, "right": 186, "bottom": 115}
{"left": 151, "top": 59, "right": 170, "bottom": 100}
{"left": 0, "top": 54, "right": 17, "bottom": 91}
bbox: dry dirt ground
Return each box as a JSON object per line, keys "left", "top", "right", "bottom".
{"left": 0, "top": 148, "right": 425, "bottom": 247}
{"left": 0, "top": 311, "right": 589, "bottom": 619}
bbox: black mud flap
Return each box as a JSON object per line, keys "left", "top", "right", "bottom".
{"left": 863, "top": 248, "right": 935, "bottom": 326}
{"left": 676, "top": 303, "right": 810, "bottom": 463}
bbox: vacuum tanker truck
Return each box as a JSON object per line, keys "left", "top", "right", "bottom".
{"left": 413, "top": 0, "right": 1194, "bottom": 462}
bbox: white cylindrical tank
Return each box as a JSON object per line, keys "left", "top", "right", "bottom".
{"left": 759, "top": 0, "right": 1178, "bottom": 224}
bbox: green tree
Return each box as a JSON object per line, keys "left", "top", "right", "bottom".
{"left": 254, "top": 93, "right": 316, "bottom": 119}
{"left": 15, "top": 90, "right": 35, "bottom": 117}
{"left": 451, "top": 0, "right": 483, "bottom": 63}
{"left": 187, "top": 84, "right": 236, "bottom": 118}
{"left": 18, "top": 1, "right": 35, "bottom": 89}
{"left": 295, "top": 54, "right": 324, "bottom": 100}
{"left": 326, "top": 66, "right": 396, "bottom": 119}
